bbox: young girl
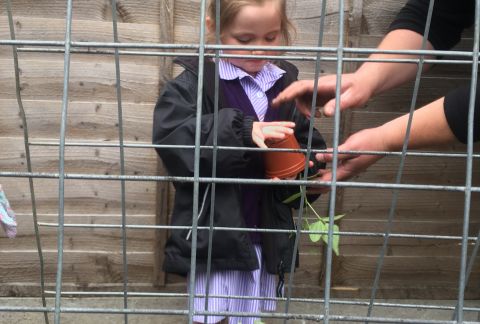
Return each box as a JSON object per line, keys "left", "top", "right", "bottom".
{"left": 152, "top": 0, "right": 326, "bottom": 322}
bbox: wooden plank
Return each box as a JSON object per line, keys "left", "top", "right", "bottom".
{"left": 0, "top": 251, "right": 154, "bottom": 284}
{"left": 0, "top": 178, "right": 157, "bottom": 215}
{"left": 338, "top": 219, "right": 480, "bottom": 249}
{"left": 154, "top": 0, "right": 174, "bottom": 288}
{"left": 0, "top": 99, "right": 154, "bottom": 142}
{"left": 0, "top": 282, "right": 163, "bottom": 297}
{"left": 1, "top": 1, "right": 163, "bottom": 24}
{"left": 0, "top": 213, "right": 156, "bottom": 252}
{"left": 299, "top": 217, "right": 480, "bottom": 241}
{"left": 0, "top": 16, "right": 160, "bottom": 44}
{"left": 292, "top": 251, "right": 325, "bottom": 285}
{"left": 0, "top": 138, "right": 157, "bottom": 175}
{"left": 339, "top": 242, "right": 477, "bottom": 257}
{"left": 339, "top": 219, "right": 480, "bottom": 237}
{"left": 341, "top": 189, "right": 480, "bottom": 220}
{"left": 289, "top": 285, "right": 480, "bottom": 299}
{"left": 0, "top": 49, "right": 161, "bottom": 68}
{"left": 333, "top": 255, "right": 480, "bottom": 287}
{"left": 0, "top": 58, "right": 159, "bottom": 102}
{"left": 295, "top": 221, "right": 479, "bottom": 283}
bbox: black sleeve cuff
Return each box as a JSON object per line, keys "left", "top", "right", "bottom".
{"left": 242, "top": 116, "right": 256, "bottom": 147}
{"left": 444, "top": 84, "right": 480, "bottom": 144}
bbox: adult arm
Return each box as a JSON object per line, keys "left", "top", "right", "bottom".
{"left": 315, "top": 95, "right": 477, "bottom": 184}
{"left": 272, "top": 0, "right": 474, "bottom": 117}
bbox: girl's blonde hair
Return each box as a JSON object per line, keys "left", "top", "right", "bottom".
{"left": 207, "top": 0, "right": 295, "bottom": 45}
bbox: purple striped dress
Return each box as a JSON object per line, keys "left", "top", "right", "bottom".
{"left": 189, "top": 60, "right": 286, "bottom": 324}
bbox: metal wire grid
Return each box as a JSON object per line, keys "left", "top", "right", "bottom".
{"left": 0, "top": 0, "right": 479, "bottom": 323}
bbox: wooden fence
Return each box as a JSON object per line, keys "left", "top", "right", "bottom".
{"left": 0, "top": 0, "right": 478, "bottom": 299}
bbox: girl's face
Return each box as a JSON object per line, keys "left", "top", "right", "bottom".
{"left": 209, "top": 1, "right": 283, "bottom": 75}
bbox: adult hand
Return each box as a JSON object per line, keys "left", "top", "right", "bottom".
{"left": 271, "top": 73, "right": 373, "bottom": 118}
{"left": 252, "top": 121, "right": 295, "bottom": 148}
{"left": 312, "top": 127, "right": 387, "bottom": 192}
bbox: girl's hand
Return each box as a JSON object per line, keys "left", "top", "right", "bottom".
{"left": 252, "top": 121, "right": 295, "bottom": 148}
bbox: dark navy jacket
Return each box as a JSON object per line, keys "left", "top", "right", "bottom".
{"left": 152, "top": 57, "right": 326, "bottom": 276}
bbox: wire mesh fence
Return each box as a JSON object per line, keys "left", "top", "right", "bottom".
{"left": 0, "top": 0, "right": 480, "bottom": 323}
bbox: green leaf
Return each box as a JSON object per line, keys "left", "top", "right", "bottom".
{"left": 308, "top": 220, "right": 325, "bottom": 242}
{"left": 332, "top": 224, "right": 340, "bottom": 256}
{"left": 321, "top": 234, "right": 328, "bottom": 246}
{"left": 320, "top": 224, "right": 341, "bottom": 256}
{"left": 302, "top": 219, "right": 310, "bottom": 230}
{"left": 319, "top": 214, "right": 345, "bottom": 223}
{"left": 282, "top": 191, "right": 302, "bottom": 204}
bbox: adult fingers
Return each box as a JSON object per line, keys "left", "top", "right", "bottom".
{"left": 322, "top": 98, "right": 337, "bottom": 117}
{"left": 271, "top": 80, "right": 313, "bottom": 107}
{"left": 323, "top": 86, "right": 365, "bottom": 117}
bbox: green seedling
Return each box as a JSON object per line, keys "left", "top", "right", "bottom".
{"left": 283, "top": 187, "right": 345, "bottom": 255}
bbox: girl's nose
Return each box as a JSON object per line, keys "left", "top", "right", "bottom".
{"left": 252, "top": 47, "right": 266, "bottom": 56}
{"left": 252, "top": 50, "right": 265, "bottom": 56}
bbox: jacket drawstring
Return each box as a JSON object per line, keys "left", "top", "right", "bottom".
{"left": 186, "top": 184, "right": 211, "bottom": 240}
{"left": 276, "top": 260, "right": 285, "bottom": 297}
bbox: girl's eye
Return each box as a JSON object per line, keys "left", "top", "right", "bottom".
{"left": 265, "top": 34, "right": 279, "bottom": 42}
{"left": 236, "top": 37, "right": 251, "bottom": 44}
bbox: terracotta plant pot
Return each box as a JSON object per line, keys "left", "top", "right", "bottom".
{"left": 264, "top": 133, "right": 306, "bottom": 179}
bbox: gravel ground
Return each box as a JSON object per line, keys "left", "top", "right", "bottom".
{"left": 1, "top": 297, "right": 479, "bottom": 323}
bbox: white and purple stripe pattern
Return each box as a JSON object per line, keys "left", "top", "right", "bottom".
{"left": 219, "top": 60, "right": 285, "bottom": 121}
{"left": 190, "top": 245, "right": 277, "bottom": 324}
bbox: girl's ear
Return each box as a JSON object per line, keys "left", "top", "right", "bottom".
{"left": 206, "top": 16, "right": 215, "bottom": 34}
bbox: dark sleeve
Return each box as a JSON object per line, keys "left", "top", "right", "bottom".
{"left": 152, "top": 70, "right": 256, "bottom": 178}
{"left": 444, "top": 84, "right": 480, "bottom": 144}
{"left": 389, "top": 0, "right": 475, "bottom": 50}
{"left": 291, "top": 104, "right": 327, "bottom": 171}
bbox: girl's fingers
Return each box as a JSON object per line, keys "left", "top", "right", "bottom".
{"left": 252, "top": 131, "right": 268, "bottom": 148}
{"left": 253, "top": 138, "right": 268, "bottom": 149}
{"left": 265, "top": 121, "right": 295, "bottom": 128}
{"left": 262, "top": 127, "right": 293, "bottom": 139}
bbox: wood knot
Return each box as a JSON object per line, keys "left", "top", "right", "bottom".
{"left": 102, "top": 1, "right": 132, "bottom": 23}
